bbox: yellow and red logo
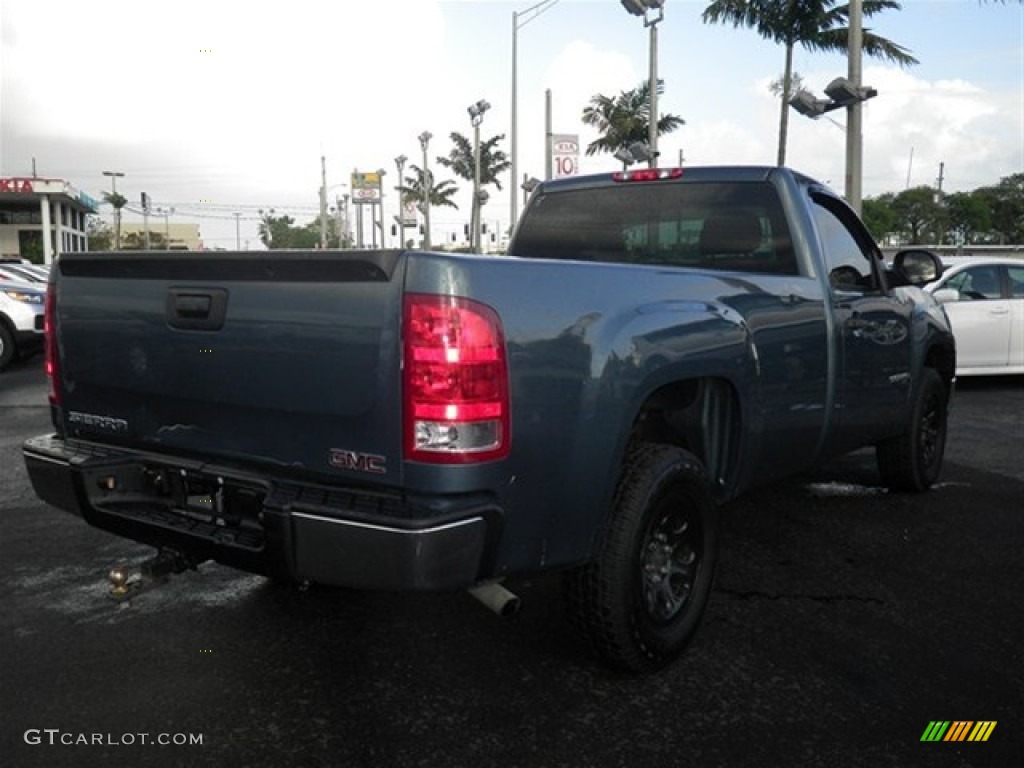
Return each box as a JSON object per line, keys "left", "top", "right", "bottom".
{"left": 921, "top": 721, "right": 997, "bottom": 742}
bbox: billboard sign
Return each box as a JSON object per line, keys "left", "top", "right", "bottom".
{"left": 351, "top": 171, "right": 382, "bottom": 204}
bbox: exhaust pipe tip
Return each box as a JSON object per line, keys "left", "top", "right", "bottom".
{"left": 468, "top": 581, "right": 521, "bottom": 618}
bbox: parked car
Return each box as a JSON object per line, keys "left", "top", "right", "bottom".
{"left": 925, "top": 255, "right": 1024, "bottom": 376}
{"left": 0, "top": 264, "right": 48, "bottom": 284}
{"left": 0, "top": 278, "right": 46, "bottom": 371}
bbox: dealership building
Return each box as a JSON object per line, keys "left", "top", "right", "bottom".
{"left": 0, "top": 176, "right": 99, "bottom": 264}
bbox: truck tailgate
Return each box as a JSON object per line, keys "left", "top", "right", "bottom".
{"left": 54, "top": 251, "right": 405, "bottom": 486}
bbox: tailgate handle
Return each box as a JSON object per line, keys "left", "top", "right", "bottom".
{"left": 166, "top": 288, "right": 228, "bottom": 330}
{"left": 175, "top": 294, "right": 211, "bottom": 318}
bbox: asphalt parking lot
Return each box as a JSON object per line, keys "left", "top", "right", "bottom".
{"left": 1, "top": 355, "right": 1021, "bottom": 768}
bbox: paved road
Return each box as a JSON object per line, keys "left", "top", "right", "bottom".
{"left": 1, "top": 355, "right": 1021, "bottom": 768}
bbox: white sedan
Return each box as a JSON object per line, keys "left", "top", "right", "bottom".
{"left": 926, "top": 256, "right": 1024, "bottom": 376}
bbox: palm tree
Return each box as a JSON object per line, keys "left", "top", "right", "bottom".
{"left": 702, "top": 0, "right": 918, "bottom": 166}
{"left": 438, "top": 132, "right": 510, "bottom": 248}
{"left": 437, "top": 132, "right": 511, "bottom": 191}
{"left": 399, "top": 164, "right": 460, "bottom": 212}
{"left": 102, "top": 191, "right": 127, "bottom": 250}
{"left": 581, "top": 79, "right": 684, "bottom": 162}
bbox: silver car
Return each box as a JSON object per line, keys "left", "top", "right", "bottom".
{"left": 0, "top": 278, "right": 46, "bottom": 371}
{"left": 926, "top": 256, "right": 1024, "bottom": 376}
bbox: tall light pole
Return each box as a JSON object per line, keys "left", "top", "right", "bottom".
{"left": 468, "top": 99, "right": 491, "bottom": 253}
{"left": 511, "top": 0, "right": 561, "bottom": 229}
{"left": 418, "top": 131, "right": 433, "bottom": 249}
{"left": 847, "top": 0, "right": 864, "bottom": 214}
{"left": 102, "top": 170, "right": 125, "bottom": 250}
{"left": 789, "top": 75, "right": 876, "bottom": 213}
{"left": 319, "top": 155, "right": 329, "bottom": 249}
{"left": 621, "top": 1, "right": 666, "bottom": 168}
{"left": 395, "top": 154, "right": 408, "bottom": 250}
{"left": 340, "top": 194, "right": 350, "bottom": 247}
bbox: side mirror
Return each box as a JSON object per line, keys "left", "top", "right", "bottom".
{"left": 932, "top": 288, "right": 960, "bottom": 305}
{"left": 893, "top": 249, "right": 943, "bottom": 285}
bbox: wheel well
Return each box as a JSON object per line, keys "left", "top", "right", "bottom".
{"left": 925, "top": 343, "right": 956, "bottom": 396}
{"left": 628, "top": 377, "right": 741, "bottom": 495}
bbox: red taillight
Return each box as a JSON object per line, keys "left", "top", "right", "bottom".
{"left": 403, "top": 294, "right": 509, "bottom": 463}
{"left": 612, "top": 167, "right": 684, "bottom": 182}
{"left": 44, "top": 283, "right": 60, "bottom": 406}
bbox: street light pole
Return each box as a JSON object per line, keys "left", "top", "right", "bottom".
{"left": 418, "top": 132, "right": 433, "bottom": 250}
{"left": 621, "top": 1, "right": 665, "bottom": 168}
{"left": 102, "top": 170, "right": 125, "bottom": 250}
{"left": 320, "top": 155, "right": 329, "bottom": 249}
{"left": 511, "top": 0, "right": 561, "bottom": 229}
{"left": 847, "top": 0, "right": 864, "bottom": 214}
{"left": 647, "top": 14, "right": 659, "bottom": 167}
{"left": 468, "top": 99, "right": 491, "bottom": 253}
{"left": 395, "top": 154, "right": 407, "bottom": 250}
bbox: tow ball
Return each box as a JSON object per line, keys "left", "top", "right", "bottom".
{"left": 107, "top": 549, "right": 200, "bottom": 600}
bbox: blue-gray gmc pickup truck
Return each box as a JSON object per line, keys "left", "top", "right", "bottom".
{"left": 23, "top": 166, "right": 955, "bottom": 671}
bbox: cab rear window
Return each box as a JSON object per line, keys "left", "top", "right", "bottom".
{"left": 510, "top": 181, "right": 797, "bottom": 275}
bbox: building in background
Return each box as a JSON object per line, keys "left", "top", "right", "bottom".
{"left": 120, "top": 222, "right": 203, "bottom": 251}
{"left": 0, "top": 177, "right": 98, "bottom": 263}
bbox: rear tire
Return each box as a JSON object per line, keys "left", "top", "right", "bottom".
{"left": 564, "top": 443, "right": 718, "bottom": 673}
{"left": 876, "top": 367, "right": 948, "bottom": 492}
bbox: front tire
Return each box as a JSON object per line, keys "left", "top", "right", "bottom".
{"left": 876, "top": 367, "right": 948, "bottom": 492}
{"left": 564, "top": 443, "right": 718, "bottom": 673}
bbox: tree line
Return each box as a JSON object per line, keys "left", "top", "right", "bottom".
{"left": 862, "top": 174, "right": 1024, "bottom": 246}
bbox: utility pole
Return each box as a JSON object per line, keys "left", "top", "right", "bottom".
{"left": 319, "top": 155, "right": 328, "bottom": 249}
{"left": 234, "top": 212, "right": 241, "bottom": 250}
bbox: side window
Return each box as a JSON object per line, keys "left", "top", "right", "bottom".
{"left": 946, "top": 266, "right": 1003, "bottom": 300}
{"left": 810, "top": 197, "right": 882, "bottom": 291}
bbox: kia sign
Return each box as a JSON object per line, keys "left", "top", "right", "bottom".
{"left": 551, "top": 134, "right": 579, "bottom": 178}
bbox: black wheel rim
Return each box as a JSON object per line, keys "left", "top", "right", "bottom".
{"left": 640, "top": 493, "right": 702, "bottom": 624}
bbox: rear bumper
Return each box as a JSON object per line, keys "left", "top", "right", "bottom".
{"left": 22, "top": 435, "right": 495, "bottom": 591}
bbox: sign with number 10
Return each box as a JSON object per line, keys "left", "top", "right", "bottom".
{"left": 551, "top": 134, "right": 579, "bottom": 179}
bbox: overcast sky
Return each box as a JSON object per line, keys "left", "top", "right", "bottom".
{"left": 1, "top": 0, "right": 1021, "bottom": 249}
